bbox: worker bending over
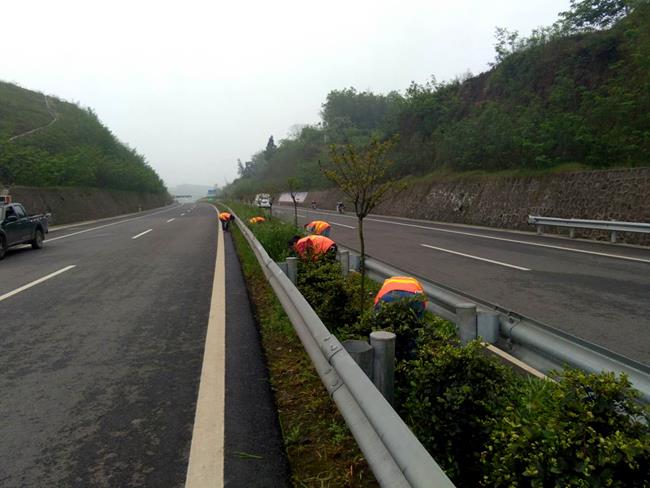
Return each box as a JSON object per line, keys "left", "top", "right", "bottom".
{"left": 288, "top": 235, "right": 337, "bottom": 261}
{"left": 304, "top": 220, "right": 331, "bottom": 237}
{"left": 374, "top": 276, "right": 427, "bottom": 317}
{"left": 249, "top": 216, "right": 266, "bottom": 224}
{"left": 218, "top": 211, "right": 235, "bottom": 231}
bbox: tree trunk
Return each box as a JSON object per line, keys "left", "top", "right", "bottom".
{"left": 292, "top": 198, "right": 298, "bottom": 228}
{"left": 358, "top": 216, "right": 366, "bottom": 312}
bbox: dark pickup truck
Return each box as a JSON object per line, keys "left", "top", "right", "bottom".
{"left": 0, "top": 203, "right": 50, "bottom": 260}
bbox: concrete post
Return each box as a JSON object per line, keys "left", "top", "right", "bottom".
{"left": 611, "top": 230, "right": 617, "bottom": 243}
{"left": 477, "top": 311, "right": 500, "bottom": 344}
{"left": 342, "top": 340, "right": 373, "bottom": 378}
{"left": 286, "top": 257, "right": 298, "bottom": 285}
{"left": 350, "top": 254, "right": 361, "bottom": 272}
{"left": 370, "top": 331, "right": 396, "bottom": 405}
{"left": 455, "top": 303, "right": 477, "bottom": 344}
{"left": 536, "top": 224, "right": 543, "bottom": 235}
{"left": 339, "top": 250, "right": 350, "bottom": 277}
{"left": 569, "top": 228, "right": 575, "bottom": 239}
{"left": 277, "top": 261, "right": 288, "bottom": 276}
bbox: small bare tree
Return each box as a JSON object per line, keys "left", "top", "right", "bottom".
{"left": 320, "top": 137, "right": 405, "bottom": 310}
{"left": 287, "top": 177, "right": 301, "bottom": 229}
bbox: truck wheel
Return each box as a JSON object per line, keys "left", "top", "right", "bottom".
{"left": 31, "top": 229, "right": 44, "bottom": 249}
{"left": 0, "top": 236, "right": 6, "bottom": 260}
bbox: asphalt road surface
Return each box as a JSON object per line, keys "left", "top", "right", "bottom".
{"left": 275, "top": 206, "right": 650, "bottom": 365}
{"left": 1, "top": 203, "right": 288, "bottom": 487}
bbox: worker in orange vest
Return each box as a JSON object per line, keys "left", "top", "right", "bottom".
{"left": 249, "top": 216, "right": 266, "bottom": 224}
{"left": 304, "top": 220, "right": 331, "bottom": 237}
{"left": 218, "top": 211, "right": 234, "bottom": 230}
{"left": 288, "top": 234, "right": 337, "bottom": 261}
{"left": 374, "top": 276, "right": 427, "bottom": 317}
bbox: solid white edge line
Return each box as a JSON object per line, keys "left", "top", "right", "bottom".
{"left": 0, "top": 265, "right": 76, "bottom": 302}
{"left": 421, "top": 243, "right": 531, "bottom": 271}
{"left": 131, "top": 229, "right": 153, "bottom": 240}
{"left": 186, "top": 205, "right": 225, "bottom": 488}
{"left": 47, "top": 206, "right": 178, "bottom": 242}
{"left": 167, "top": 218, "right": 175, "bottom": 223}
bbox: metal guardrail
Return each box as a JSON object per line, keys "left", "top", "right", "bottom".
{"left": 355, "top": 250, "right": 650, "bottom": 403}
{"left": 528, "top": 215, "right": 650, "bottom": 242}
{"left": 230, "top": 209, "right": 455, "bottom": 488}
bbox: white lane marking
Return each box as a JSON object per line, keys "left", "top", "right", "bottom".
{"left": 167, "top": 218, "right": 175, "bottom": 223}
{"left": 373, "top": 217, "right": 650, "bottom": 265}
{"left": 0, "top": 265, "right": 76, "bottom": 302}
{"left": 131, "top": 229, "right": 153, "bottom": 240}
{"left": 181, "top": 213, "right": 186, "bottom": 216}
{"left": 186, "top": 212, "right": 226, "bottom": 487}
{"left": 421, "top": 243, "right": 531, "bottom": 271}
{"left": 330, "top": 222, "right": 355, "bottom": 229}
{"left": 48, "top": 206, "right": 178, "bottom": 242}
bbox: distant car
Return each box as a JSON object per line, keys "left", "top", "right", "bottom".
{"left": 0, "top": 203, "right": 50, "bottom": 260}
{"left": 255, "top": 193, "right": 272, "bottom": 209}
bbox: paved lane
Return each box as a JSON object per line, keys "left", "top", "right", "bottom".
{"left": 275, "top": 206, "right": 650, "bottom": 364}
{"left": 0, "top": 203, "right": 215, "bottom": 487}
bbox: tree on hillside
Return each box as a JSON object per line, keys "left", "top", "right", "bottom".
{"left": 320, "top": 137, "right": 405, "bottom": 311}
{"left": 559, "top": 0, "right": 635, "bottom": 32}
{"left": 287, "top": 176, "right": 301, "bottom": 228}
{"left": 265, "top": 135, "right": 277, "bottom": 161}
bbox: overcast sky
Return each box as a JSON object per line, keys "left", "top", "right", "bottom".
{"left": 2, "top": 0, "right": 571, "bottom": 188}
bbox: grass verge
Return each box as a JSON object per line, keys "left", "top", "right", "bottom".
{"left": 230, "top": 223, "right": 378, "bottom": 487}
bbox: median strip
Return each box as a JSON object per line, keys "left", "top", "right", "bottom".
{"left": 421, "top": 243, "right": 531, "bottom": 271}
{"left": 0, "top": 265, "right": 76, "bottom": 302}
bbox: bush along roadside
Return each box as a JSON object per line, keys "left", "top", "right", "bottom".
{"left": 232, "top": 202, "right": 650, "bottom": 487}
{"left": 228, "top": 214, "right": 378, "bottom": 487}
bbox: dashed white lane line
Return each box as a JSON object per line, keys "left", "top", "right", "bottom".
{"left": 421, "top": 243, "right": 531, "bottom": 271}
{"left": 131, "top": 229, "right": 153, "bottom": 240}
{"left": 330, "top": 222, "right": 355, "bottom": 229}
{"left": 167, "top": 218, "right": 175, "bottom": 223}
{"left": 0, "top": 265, "right": 76, "bottom": 302}
{"left": 186, "top": 207, "right": 226, "bottom": 487}
{"left": 181, "top": 213, "right": 186, "bottom": 216}
{"left": 47, "top": 206, "right": 178, "bottom": 242}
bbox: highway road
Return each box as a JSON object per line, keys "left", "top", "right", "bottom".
{"left": 0, "top": 203, "right": 288, "bottom": 487}
{"left": 275, "top": 206, "right": 650, "bottom": 365}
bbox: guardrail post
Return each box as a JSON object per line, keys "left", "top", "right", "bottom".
{"left": 477, "top": 311, "right": 500, "bottom": 344}
{"left": 342, "top": 340, "right": 373, "bottom": 378}
{"left": 349, "top": 254, "right": 360, "bottom": 272}
{"left": 286, "top": 257, "right": 298, "bottom": 285}
{"left": 455, "top": 303, "right": 477, "bottom": 343}
{"left": 536, "top": 224, "right": 543, "bottom": 235}
{"left": 569, "top": 228, "right": 575, "bottom": 239}
{"left": 370, "top": 331, "right": 395, "bottom": 405}
{"left": 339, "top": 250, "right": 350, "bottom": 277}
{"left": 611, "top": 230, "right": 617, "bottom": 243}
{"left": 277, "top": 261, "right": 288, "bottom": 276}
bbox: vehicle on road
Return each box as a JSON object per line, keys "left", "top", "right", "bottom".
{"left": 255, "top": 193, "right": 272, "bottom": 208}
{"left": 0, "top": 203, "right": 50, "bottom": 260}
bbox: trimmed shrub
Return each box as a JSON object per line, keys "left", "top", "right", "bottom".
{"left": 399, "top": 341, "right": 517, "bottom": 485}
{"left": 481, "top": 370, "right": 650, "bottom": 487}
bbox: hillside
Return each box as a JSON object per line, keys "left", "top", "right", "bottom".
{"left": 228, "top": 0, "right": 650, "bottom": 198}
{"left": 0, "top": 81, "right": 166, "bottom": 194}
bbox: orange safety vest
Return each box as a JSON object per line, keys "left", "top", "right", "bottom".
{"left": 294, "top": 235, "right": 336, "bottom": 259}
{"left": 305, "top": 220, "right": 331, "bottom": 236}
{"left": 249, "top": 216, "right": 266, "bottom": 224}
{"left": 374, "top": 276, "right": 426, "bottom": 306}
{"left": 219, "top": 212, "right": 232, "bottom": 222}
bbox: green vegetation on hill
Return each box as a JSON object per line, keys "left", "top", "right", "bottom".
{"left": 0, "top": 81, "right": 166, "bottom": 193}
{"left": 228, "top": 0, "right": 650, "bottom": 198}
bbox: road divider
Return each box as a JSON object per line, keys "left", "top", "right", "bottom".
{"left": 421, "top": 243, "right": 531, "bottom": 271}
{"left": 0, "top": 265, "right": 76, "bottom": 302}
